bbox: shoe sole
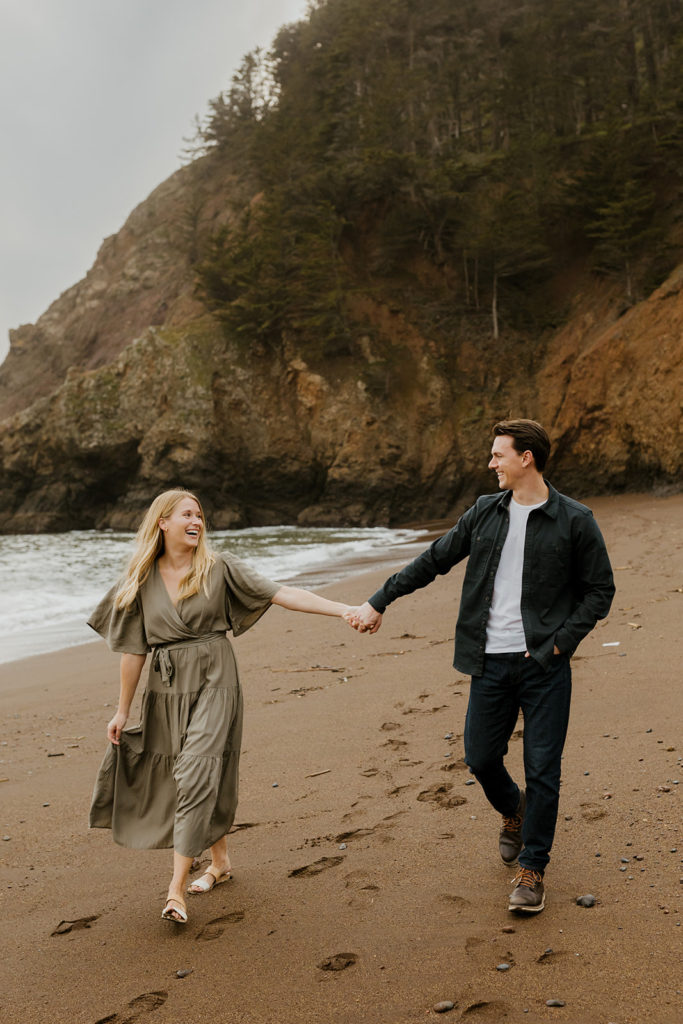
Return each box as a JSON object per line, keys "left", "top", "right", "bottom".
{"left": 508, "top": 896, "right": 545, "bottom": 913}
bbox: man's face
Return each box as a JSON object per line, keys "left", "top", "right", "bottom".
{"left": 488, "top": 434, "right": 529, "bottom": 490}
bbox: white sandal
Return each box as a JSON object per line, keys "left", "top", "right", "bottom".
{"left": 187, "top": 865, "right": 233, "bottom": 894}
{"left": 161, "top": 896, "right": 188, "bottom": 923}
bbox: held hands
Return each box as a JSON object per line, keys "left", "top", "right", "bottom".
{"left": 343, "top": 601, "right": 383, "bottom": 635}
{"left": 107, "top": 710, "right": 128, "bottom": 745}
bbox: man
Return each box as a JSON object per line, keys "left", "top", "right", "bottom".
{"left": 350, "top": 419, "right": 615, "bottom": 914}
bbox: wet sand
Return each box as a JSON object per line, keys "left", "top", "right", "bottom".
{"left": 0, "top": 493, "right": 681, "bottom": 1024}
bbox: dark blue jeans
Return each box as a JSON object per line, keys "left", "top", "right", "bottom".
{"left": 464, "top": 652, "right": 572, "bottom": 873}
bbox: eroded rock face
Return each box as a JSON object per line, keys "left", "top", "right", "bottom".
{"left": 538, "top": 265, "right": 683, "bottom": 493}
{"left": 0, "top": 316, "right": 482, "bottom": 531}
{"left": 0, "top": 157, "right": 236, "bottom": 418}
{"left": 0, "top": 156, "right": 681, "bottom": 533}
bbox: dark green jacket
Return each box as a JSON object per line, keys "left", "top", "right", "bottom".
{"left": 368, "top": 483, "right": 615, "bottom": 676}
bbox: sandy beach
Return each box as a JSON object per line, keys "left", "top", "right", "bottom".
{"left": 1, "top": 492, "right": 681, "bottom": 1024}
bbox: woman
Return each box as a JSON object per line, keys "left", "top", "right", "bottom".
{"left": 88, "top": 488, "right": 357, "bottom": 924}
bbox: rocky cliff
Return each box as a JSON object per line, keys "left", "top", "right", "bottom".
{"left": 0, "top": 154, "right": 681, "bottom": 533}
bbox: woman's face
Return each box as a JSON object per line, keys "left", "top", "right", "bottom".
{"left": 159, "top": 497, "right": 204, "bottom": 552}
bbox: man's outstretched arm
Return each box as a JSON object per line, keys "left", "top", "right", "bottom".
{"left": 347, "top": 504, "right": 477, "bottom": 635}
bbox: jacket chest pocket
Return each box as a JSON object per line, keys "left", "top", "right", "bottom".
{"left": 468, "top": 534, "right": 495, "bottom": 577}
{"left": 537, "top": 539, "right": 571, "bottom": 581}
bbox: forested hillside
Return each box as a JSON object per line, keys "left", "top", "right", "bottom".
{"left": 196, "top": 0, "right": 683, "bottom": 348}
{"left": 0, "top": 0, "right": 681, "bottom": 531}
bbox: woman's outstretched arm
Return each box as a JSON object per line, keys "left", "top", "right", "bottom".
{"left": 271, "top": 585, "right": 355, "bottom": 620}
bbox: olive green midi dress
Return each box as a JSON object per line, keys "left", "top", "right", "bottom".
{"left": 88, "top": 553, "right": 279, "bottom": 858}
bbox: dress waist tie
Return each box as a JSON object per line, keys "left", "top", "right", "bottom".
{"left": 152, "top": 632, "right": 227, "bottom": 687}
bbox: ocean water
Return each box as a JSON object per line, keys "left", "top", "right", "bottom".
{"left": 0, "top": 525, "right": 430, "bottom": 664}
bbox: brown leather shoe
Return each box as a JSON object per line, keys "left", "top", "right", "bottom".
{"left": 508, "top": 866, "right": 545, "bottom": 913}
{"left": 499, "top": 789, "right": 526, "bottom": 865}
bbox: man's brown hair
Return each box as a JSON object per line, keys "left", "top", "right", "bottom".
{"left": 492, "top": 419, "right": 551, "bottom": 471}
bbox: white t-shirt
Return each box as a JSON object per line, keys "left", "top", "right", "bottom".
{"left": 485, "top": 497, "right": 547, "bottom": 653}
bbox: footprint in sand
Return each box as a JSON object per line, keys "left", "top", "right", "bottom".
{"left": 195, "top": 911, "right": 245, "bottom": 941}
{"left": 580, "top": 802, "right": 608, "bottom": 821}
{"left": 382, "top": 738, "right": 407, "bottom": 749}
{"left": 417, "top": 782, "right": 467, "bottom": 809}
{"left": 94, "top": 991, "right": 168, "bottom": 1024}
{"left": 288, "top": 855, "right": 345, "bottom": 878}
{"left": 401, "top": 704, "right": 449, "bottom": 715}
{"left": 335, "top": 813, "right": 405, "bottom": 846}
{"left": 459, "top": 999, "right": 510, "bottom": 1020}
{"left": 336, "top": 827, "right": 376, "bottom": 843}
{"left": 441, "top": 758, "right": 468, "bottom": 773}
{"left": 51, "top": 914, "right": 99, "bottom": 936}
{"left": 387, "top": 784, "right": 412, "bottom": 797}
{"left": 318, "top": 952, "right": 358, "bottom": 971}
{"left": 536, "top": 948, "right": 571, "bottom": 964}
{"left": 380, "top": 721, "right": 402, "bottom": 731}
{"left": 344, "top": 870, "right": 380, "bottom": 906}
{"left": 440, "top": 894, "right": 470, "bottom": 911}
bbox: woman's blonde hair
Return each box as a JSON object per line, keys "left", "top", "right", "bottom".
{"left": 115, "top": 489, "right": 215, "bottom": 609}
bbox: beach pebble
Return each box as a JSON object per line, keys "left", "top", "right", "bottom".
{"left": 2, "top": 836, "right": 10, "bottom": 841}
{"left": 576, "top": 895, "right": 596, "bottom": 907}
{"left": 339, "top": 843, "right": 347, "bottom": 850}
{"left": 502, "top": 925, "right": 515, "bottom": 933}
{"left": 620, "top": 857, "right": 630, "bottom": 863}
{"left": 272, "top": 782, "right": 279, "bottom": 788}
{"left": 175, "top": 968, "right": 193, "bottom": 978}
{"left": 496, "top": 962, "right": 511, "bottom": 971}
{"left": 465, "top": 779, "right": 475, "bottom": 785}
{"left": 546, "top": 999, "right": 566, "bottom": 1007}
{"left": 42, "top": 802, "right": 49, "bottom": 807}
{"left": 433, "top": 1001, "right": 455, "bottom": 1013}
{"left": 444, "top": 733, "right": 453, "bottom": 740}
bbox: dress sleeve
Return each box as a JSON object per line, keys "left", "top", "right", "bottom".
{"left": 221, "top": 552, "right": 280, "bottom": 636}
{"left": 87, "top": 584, "right": 150, "bottom": 655}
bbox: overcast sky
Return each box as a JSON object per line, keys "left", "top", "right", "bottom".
{"left": 0, "top": 0, "right": 310, "bottom": 362}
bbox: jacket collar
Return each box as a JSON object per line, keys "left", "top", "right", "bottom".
{"left": 495, "top": 480, "right": 559, "bottom": 518}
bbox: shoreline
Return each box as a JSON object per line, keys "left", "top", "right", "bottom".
{"left": 1, "top": 491, "right": 681, "bottom": 1024}
{"left": 1, "top": 523, "right": 447, "bottom": 666}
